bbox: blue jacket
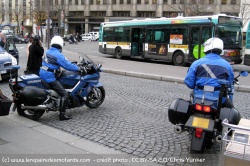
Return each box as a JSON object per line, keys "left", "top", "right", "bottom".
{"left": 39, "top": 47, "right": 80, "bottom": 83}
{"left": 184, "top": 53, "right": 234, "bottom": 103}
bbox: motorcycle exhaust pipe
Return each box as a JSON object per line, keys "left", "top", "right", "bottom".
{"left": 216, "top": 135, "right": 222, "bottom": 143}
{"left": 174, "top": 125, "right": 183, "bottom": 134}
{"left": 21, "top": 104, "right": 47, "bottom": 110}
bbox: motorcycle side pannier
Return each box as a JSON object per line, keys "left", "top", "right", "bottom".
{"left": 0, "top": 90, "right": 12, "bottom": 116}
{"left": 168, "top": 98, "right": 190, "bottom": 125}
{"left": 20, "top": 86, "right": 47, "bottom": 106}
{"left": 244, "top": 54, "right": 250, "bottom": 66}
{"left": 219, "top": 107, "right": 241, "bottom": 125}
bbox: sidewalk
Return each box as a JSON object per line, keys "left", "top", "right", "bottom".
{"left": 0, "top": 114, "right": 160, "bottom": 166}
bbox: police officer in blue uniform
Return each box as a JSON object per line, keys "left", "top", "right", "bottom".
{"left": 184, "top": 37, "right": 234, "bottom": 108}
{"left": 39, "top": 36, "right": 80, "bottom": 120}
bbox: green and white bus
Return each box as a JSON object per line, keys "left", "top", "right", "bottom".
{"left": 99, "top": 14, "right": 243, "bottom": 66}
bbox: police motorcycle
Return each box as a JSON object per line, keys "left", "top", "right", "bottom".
{"left": 9, "top": 53, "right": 105, "bottom": 120}
{"left": 168, "top": 71, "right": 248, "bottom": 153}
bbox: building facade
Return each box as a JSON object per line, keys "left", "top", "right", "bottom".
{"left": 0, "top": 0, "right": 242, "bottom": 36}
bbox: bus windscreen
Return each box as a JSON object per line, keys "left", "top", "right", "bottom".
{"left": 217, "top": 26, "right": 242, "bottom": 48}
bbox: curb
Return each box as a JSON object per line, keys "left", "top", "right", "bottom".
{"left": 102, "top": 68, "right": 250, "bottom": 93}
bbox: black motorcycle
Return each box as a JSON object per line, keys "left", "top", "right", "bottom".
{"left": 168, "top": 71, "right": 248, "bottom": 153}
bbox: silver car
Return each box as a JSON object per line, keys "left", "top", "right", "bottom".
{"left": 0, "top": 43, "right": 18, "bottom": 81}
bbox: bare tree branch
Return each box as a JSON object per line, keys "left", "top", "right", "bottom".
{"left": 12, "top": 5, "right": 29, "bottom": 34}
{"left": 167, "top": 0, "right": 212, "bottom": 16}
{"left": 239, "top": 0, "right": 250, "bottom": 28}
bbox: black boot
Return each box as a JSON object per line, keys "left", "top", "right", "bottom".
{"left": 60, "top": 113, "right": 72, "bottom": 121}
{"left": 59, "top": 96, "right": 72, "bottom": 121}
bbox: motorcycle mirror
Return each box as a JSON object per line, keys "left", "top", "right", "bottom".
{"left": 240, "top": 71, "right": 248, "bottom": 77}
{"left": 79, "top": 56, "right": 83, "bottom": 61}
{"left": 97, "top": 64, "right": 102, "bottom": 70}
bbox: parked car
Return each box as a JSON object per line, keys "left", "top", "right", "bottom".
{"left": 6, "top": 35, "right": 28, "bottom": 44}
{"left": 81, "top": 33, "right": 93, "bottom": 41}
{"left": 0, "top": 39, "right": 19, "bottom": 80}
{"left": 89, "top": 32, "right": 99, "bottom": 40}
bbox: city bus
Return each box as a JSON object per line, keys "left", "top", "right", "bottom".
{"left": 244, "top": 21, "right": 250, "bottom": 66}
{"left": 99, "top": 14, "right": 243, "bottom": 66}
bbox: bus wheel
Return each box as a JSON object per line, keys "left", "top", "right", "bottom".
{"left": 115, "top": 47, "right": 123, "bottom": 59}
{"left": 173, "top": 52, "right": 185, "bottom": 66}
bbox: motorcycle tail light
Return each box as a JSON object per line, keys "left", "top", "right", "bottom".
{"left": 195, "top": 104, "right": 203, "bottom": 111}
{"left": 203, "top": 106, "right": 211, "bottom": 113}
{"left": 195, "top": 128, "right": 203, "bottom": 139}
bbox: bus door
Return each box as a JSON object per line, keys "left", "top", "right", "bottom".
{"left": 189, "top": 25, "right": 213, "bottom": 62}
{"left": 131, "top": 28, "right": 145, "bottom": 57}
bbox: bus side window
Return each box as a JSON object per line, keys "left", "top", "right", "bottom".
{"left": 154, "top": 31, "right": 164, "bottom": 42}
{"left": 201, "top": 27, "right": 212, "bottom": 43}
{"left": 147, "top": 30, "right": 153, "bottom": 43}
{"left": 170, "top": 25, "right": 187, "bottom": 44}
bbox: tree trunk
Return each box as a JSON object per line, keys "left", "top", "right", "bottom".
{"left": 40, "top": 27, "right": 43, "bottom": 42}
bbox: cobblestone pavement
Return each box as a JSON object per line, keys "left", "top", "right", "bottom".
{"left": 2, "top": 43, "right": 250, "bottom": 166}
{"left": 3, "top": 71, "right": 250, "bottom": 166}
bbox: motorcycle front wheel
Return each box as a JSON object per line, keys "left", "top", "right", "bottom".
{"left": 85, "top": 86, "right": 105, "bottom": 108}
{"left": 16, "top": 103, "right": 45, "bottom": 120}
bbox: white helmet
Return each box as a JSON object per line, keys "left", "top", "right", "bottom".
{"left": 203, "top": 37, "right": 223, "bottom": 53}
{"left": 51, "top": 36, "right": 64, "bottom": 48}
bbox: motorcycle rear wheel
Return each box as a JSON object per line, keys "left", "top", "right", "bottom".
{"left": 16, "top": 103, "right": 45, "bottom": 120}
{"left": 85, "top": 86, "right": 105, "bottom": 108}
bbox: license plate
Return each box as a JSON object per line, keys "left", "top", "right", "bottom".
{"left": 0, "top": 70, "right": 7, "bottom": 74}
{"left": 192, "top": 117, "right": 209, "bottom": 129}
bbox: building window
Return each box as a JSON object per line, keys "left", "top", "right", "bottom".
{"left": 90, "top": 0, "right": 94, "bottom": 4}
{"left": 137, "top": 12, "right": 155, "bottom": 17}
{"left": 180, "top": 0, "right": 184, "bottom": 4}
{"left": 137, "top": 0, "right": 141, "bottom": 4}
{"left": 145, "top": 0, "right": 149, "bottom": 4}
{"left": 209, "top": 0, "right": 214, "bottom": 4}
{"left": 91, "top": 11, "right": 106, "bottom": 17}
{"left": 113, "top": 0, "right": 116, "bottom": 4}
{"left": 163, "top": 12, "right": 170, "bottom": 17}
{"left": 152, "top": 0, "right": 156, "bottom": 4}
{"left": 190, "top": 0, "right": 196, "bottom": 4}
{"left": 97, "top": 0, "right": 100, "bottom": 4}
{"left": 127, "top": 0, "right": 131, "bottom": 4}
{"left": 61, "top": 0, "right": 64, "bottom": 5}
{"left": 172, "top": 0, "right": 176, "bottom": 4}
{"left": 163, "top": 0, "right": 168, "bottom": 4}
{"left": 170, "top": 12, "right": 178, "bottom": 17}
{"left": 113, "top": 11, "right": 130, "bottom": 17}
{"left": 103, "top": 0, "right": 107, "bottom": 4}
{"left": 69, "top": 0, "right": 72, "bottom": 5}
{"left": 221, "top": 0, "right": 227, "bottom": 5}
{"left": 231, "top": 0, "right": 236, "bottom": 4}
{"left": 120, "top": 0, "right": 124, "bottom": 4}
{"left": 76, "top": 0, "right": 78, "bottom": 5}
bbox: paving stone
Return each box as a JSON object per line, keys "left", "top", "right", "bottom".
{"left": 2, "top": 72, "right": 250, "bottom": 165}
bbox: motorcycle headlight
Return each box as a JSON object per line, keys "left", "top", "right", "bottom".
{"left": 11, "top": 56, "right": 17, "bottom": 65}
